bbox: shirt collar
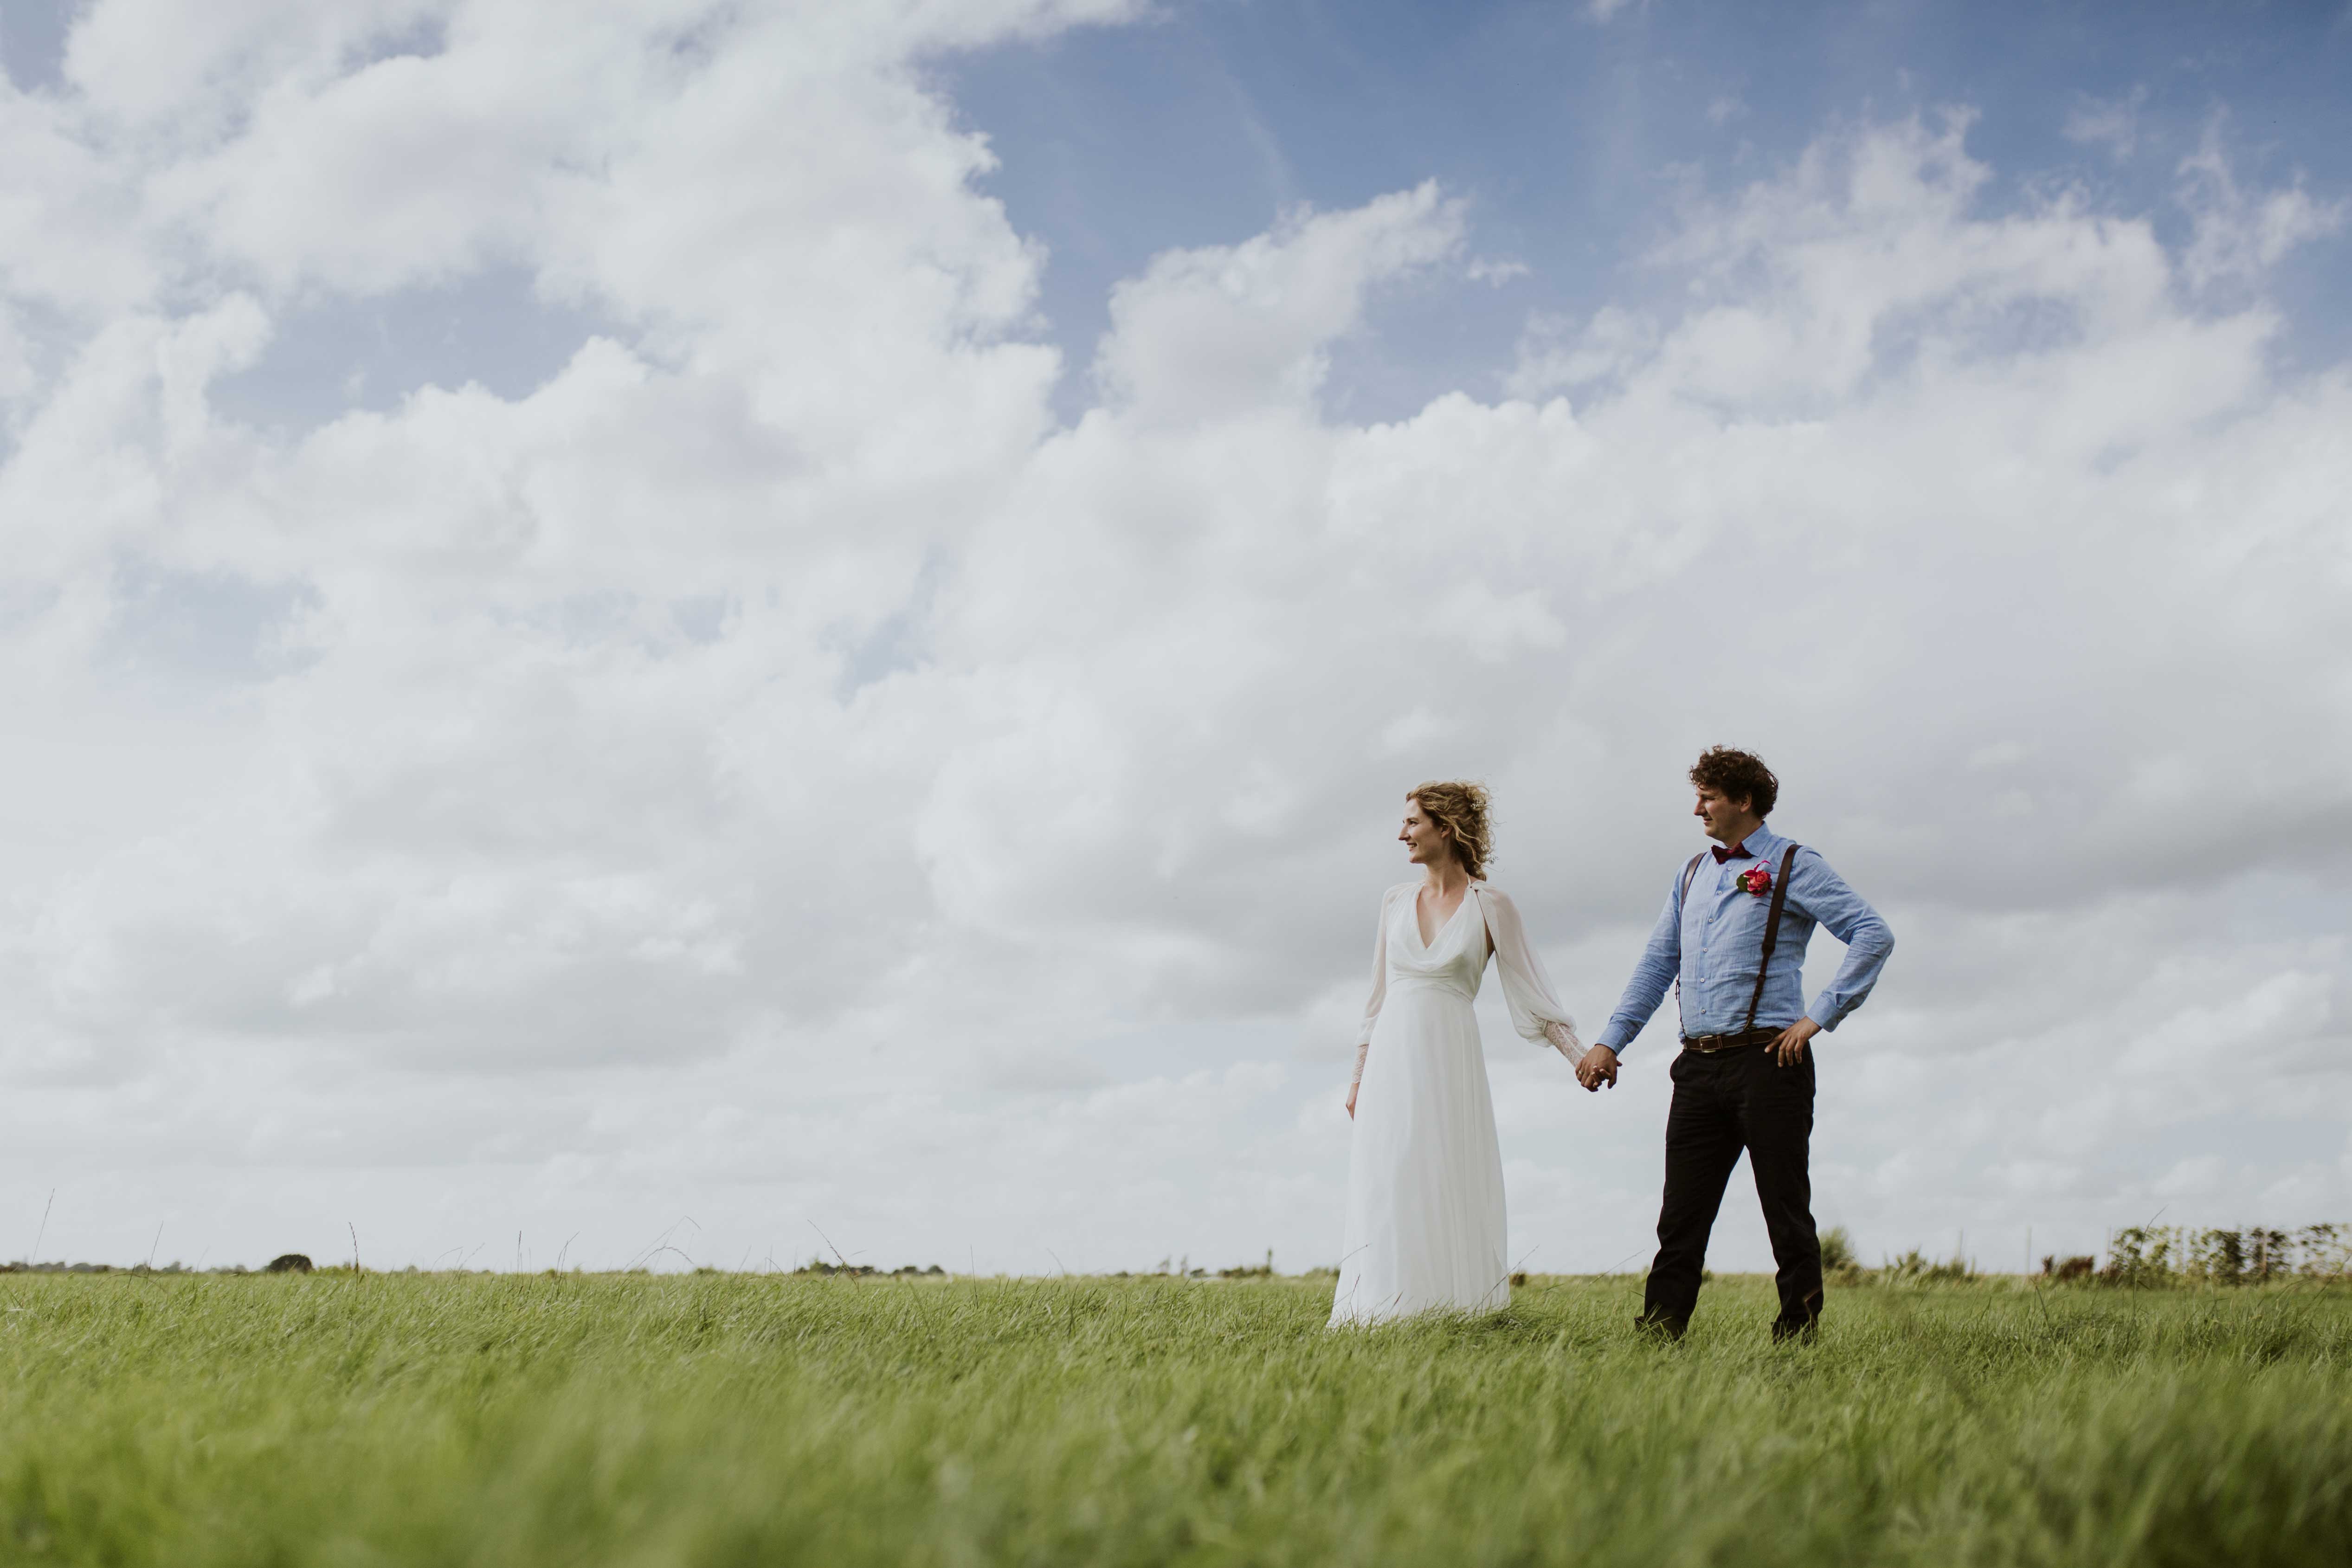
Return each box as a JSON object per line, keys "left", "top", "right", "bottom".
{"left": 1730, "top": 820, "right": 1782, "bottom": 861}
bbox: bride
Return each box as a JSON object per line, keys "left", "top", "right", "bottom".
{"left": 1331, "top": 781, "right": 1587, "bottom": 1326}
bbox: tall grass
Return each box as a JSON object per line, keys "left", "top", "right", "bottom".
{"left": 1, "top": 1271, "right": 2347, "bottom": 1565}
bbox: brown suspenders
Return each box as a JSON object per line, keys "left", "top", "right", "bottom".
{"left": 1676, "top": 843, "right": 1802, "bottom": 1038}
{"left": 1742, "top": 844, "right": 1801, "bottom": 1034}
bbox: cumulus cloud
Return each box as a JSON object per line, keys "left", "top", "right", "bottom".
{"left": 1092, "top": 184, "right": 1463, "bottom": 424}
{"left": 2176, "top": 117, "right": 2347, "bottom": 290}
{"left": 0, "top": 3, "right": 2346, "bottom": 1276}
{"left": 2062, "top": 86, "right": 2146, "bottom": 161}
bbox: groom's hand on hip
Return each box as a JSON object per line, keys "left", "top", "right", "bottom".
{"left": 1771, "top": 1017, "right": 1820, "bottom": 1066}
{"left": 1577, "top": 1045, "right": 1619, "bottom": 1091}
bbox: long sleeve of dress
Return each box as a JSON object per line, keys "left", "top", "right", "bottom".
{"left": 1352, "top": 884, "right": 1409, "bottom": 1088}
{"left": 1475, "top": 885, "right": 1586, "bottom": 1066}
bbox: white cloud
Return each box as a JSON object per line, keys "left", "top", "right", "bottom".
{"left": 2177, "top": 117, "right": 2347, "bottom": 290}
{"left": 1091, "top": 183, "right": 1463, "bottom": 425}
{"left": 0, "top": 6, "right": 2348, "bottom": 1277}
{"left": 1466, "top": 256, "right": 1530, "bottom": 285}
{"left": 2062, "top": 86, "right": 2146, "bottom": 161}
{"left": 1505, "top": 304, "right": 1657, "bottom": 398}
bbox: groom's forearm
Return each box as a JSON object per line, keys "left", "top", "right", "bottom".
{"left": 1594, "top": 1012, "right": 1648, "bottom": 1052}
{"left": 1804, "top": 910, "right": 1894, "bottom": 1031}
{"left": 1790, "top": 859, "right": 1894, "bottom": 1033}
{"left": 1599, "top": 892, "right": 1684, "bottom": 1051}
{"left": 1596, "top": 953, "right": 1676, "bottom": 1051}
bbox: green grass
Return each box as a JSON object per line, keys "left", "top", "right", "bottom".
{"left": 2, "top": 1272, "right": 2348, "bottom": 1566}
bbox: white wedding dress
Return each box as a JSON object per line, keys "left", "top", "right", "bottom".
{"left": 1330, "top": 882, "right": 1585, "bottom": 1326}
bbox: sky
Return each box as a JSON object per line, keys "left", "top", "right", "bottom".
{"left": 0, "top": 0, "right": 2347, "bottom": 1279}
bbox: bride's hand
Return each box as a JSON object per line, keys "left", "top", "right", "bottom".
{"left": 1345, "top": 1083, "right": 1358, "bottom": 1119}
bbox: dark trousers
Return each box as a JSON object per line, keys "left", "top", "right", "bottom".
{"left": 1640, "top": 1045, "right": 1823, "bottom": 1337}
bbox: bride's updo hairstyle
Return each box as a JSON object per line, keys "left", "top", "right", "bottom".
{"left": 1407, "top": 781, "right": 1493, "bottom": 880}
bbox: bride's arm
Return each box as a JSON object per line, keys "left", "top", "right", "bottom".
{"left": 1350, "top": 886, "right": 1405, "bottom": 1106}
{"left": 1476, "top": 886, "right": 1586, "bottom": 1066}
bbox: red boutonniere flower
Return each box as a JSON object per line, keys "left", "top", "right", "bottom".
{"left": 1738, "top": 862, "right": 1774, "bottom": 897}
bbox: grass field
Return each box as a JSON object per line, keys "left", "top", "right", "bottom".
{"left": 2, "top": 1271, "right": 2348, "bottom": 1566}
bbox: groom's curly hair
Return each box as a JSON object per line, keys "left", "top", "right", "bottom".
{"left": 1689, "top": 747, "right": 1778, "bottom": 817}
{"left": 1407, "top": 781, "right": 1493, "bottom": 879}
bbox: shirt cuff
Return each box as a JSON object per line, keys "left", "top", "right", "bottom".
{"left": 1805, "top": 998, "right": 1842, "bottom": 1032}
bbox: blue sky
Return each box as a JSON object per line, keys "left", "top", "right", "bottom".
{"left": 1, "top": 0, "right": 2348, "bottom": 1275}
{"left": 945, "top": 0, "right": 2352, "bottom": 418}
{"left": 9, "top": 0, "right": 2345, "bottom": 432}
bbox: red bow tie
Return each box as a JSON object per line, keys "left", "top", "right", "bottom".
{"left": 1712, "top": 840, "right": 1749, "bottom": 864}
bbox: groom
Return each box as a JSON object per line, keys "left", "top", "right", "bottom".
{"left": 1576, "top": 748, "right": 1894, "bottom": 1341}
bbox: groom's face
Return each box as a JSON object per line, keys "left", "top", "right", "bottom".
{"left": 1693, "top": 786, "right": 1756, "bottom": 843}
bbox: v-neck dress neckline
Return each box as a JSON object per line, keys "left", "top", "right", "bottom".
{"left": 1411, "top": 884, "right": 1476, "bottom": 951}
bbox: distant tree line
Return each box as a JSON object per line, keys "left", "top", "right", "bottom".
{"left": 2071, "top": 1224, "right": 2349, "bottom": 1286}
{"left": 1813, "top": 1224, "right": 2350, "bottom": 1287}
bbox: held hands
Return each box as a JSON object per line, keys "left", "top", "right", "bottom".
{"left": 1575, "top": 1045, "right": 1619, "bottom": 1092}
{"left": 1771, "top": 1016, "right": 1820, "bottom": 1066}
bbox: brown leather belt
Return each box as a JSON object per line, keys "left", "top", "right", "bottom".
{"left": 1681, "top": 1027, "right": 1779, "bottom": 1054}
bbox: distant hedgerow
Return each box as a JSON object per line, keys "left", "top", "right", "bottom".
{"left": 2057, "top": 1224, "right": 2350, "bottom": 1287}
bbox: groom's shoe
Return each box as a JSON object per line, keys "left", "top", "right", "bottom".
{"left": 1770, "top": 1288, "right": 1824, "bottom": 1344}
{"left": 1632, "top": 1310, "right": 1686, "bottom": 1342}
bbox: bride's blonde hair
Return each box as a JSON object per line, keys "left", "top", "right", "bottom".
{"left": 1408, "top": 781, "right": 1492, "bottom": 879}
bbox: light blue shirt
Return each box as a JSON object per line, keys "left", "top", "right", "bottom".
{"left": 1595, "top": 822, "right": 1894, "bottom": 1052}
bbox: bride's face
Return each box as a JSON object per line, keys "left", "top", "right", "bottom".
{"left": 1398, "top": 799, "right": 1455, "bottom": 868}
